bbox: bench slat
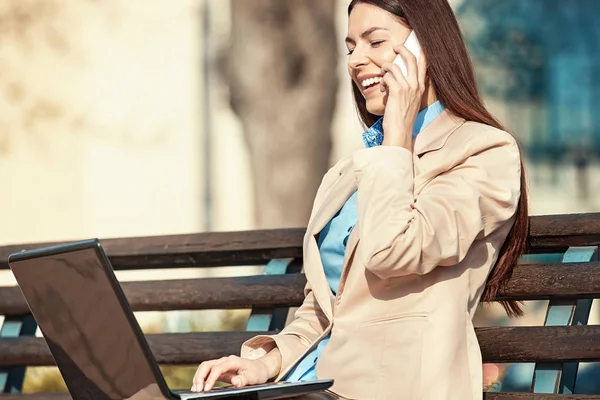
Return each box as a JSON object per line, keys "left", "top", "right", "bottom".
{"left": 1, "top": 262, "right": 600, "bottom": 316}
{"left": 529, "top": 213, "right": 600, "bottom": 253}
{"left": 0, "top": 275, "right": 307, "bottom": 317}
{"left": 1, "top": 213, "right": 600, "bottom": 271}
{"left": 495, "top": 262, "right": 600, "bottom": 300}
{"left": 0, "top": 229, "right": 304, "bottom": 270}
{"left": 478, "top": 325, "right": 600, "bottom": 363}
{"left": 0, "top": 332, "right": 261, "bottom": 367}
{"left": 2, "top": 326, "right": 600, "bottom": 367}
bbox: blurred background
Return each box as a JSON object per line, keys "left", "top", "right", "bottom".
{"left": 1, "top": 0, "right": 599, "bottom": 394}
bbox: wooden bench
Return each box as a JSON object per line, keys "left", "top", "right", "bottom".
{"left": 1, "top": 213, "right": 600, "bottom": 399}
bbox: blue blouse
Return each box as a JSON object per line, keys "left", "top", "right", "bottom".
{"left": 284, "top": 101, "right": 446, "bottom": 382}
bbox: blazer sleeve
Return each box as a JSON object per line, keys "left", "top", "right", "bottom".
{"left": 353, "top": 130, "right": 522, "bottom": 280}
{"left": 240, "top": 282, "right": 329, "bottom": 381}
{"left": 240, "top": 161, "right": 347, "bottom": 379}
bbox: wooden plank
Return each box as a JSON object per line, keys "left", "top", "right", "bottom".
{"left": 529, "top": 213, "right": 600, "bottom": 253}
{"left": 3, "top": 261, "right": 600, "bottom": 317}
{"left": 2, "top": 326, "right": 600, "bottom": 368}
{"left": 0, "top": 229, "right": 305, "bottom": 270}
{"left": 1, "top": 213, "right": 600, "bottom": 271}
{"left": 0, "top": 274, "right": 307, "bottom": 317}
{"left": 478, "top": 325, "right": 600, "bottom": 363}
{"left": 0, "top": 331, "right": 266, "bottom": 367}
{"left": 496, "top": 263, "right": 600, "bottom": 301}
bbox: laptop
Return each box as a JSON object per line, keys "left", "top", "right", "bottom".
{"left": 8, "top": 239, "right": 333, "bottom": 400}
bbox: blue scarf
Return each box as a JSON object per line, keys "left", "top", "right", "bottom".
{"left": 361, "top": 101, "right": 446, "bottom": 149}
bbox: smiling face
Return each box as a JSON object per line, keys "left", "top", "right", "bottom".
{"left": 346, "top": 3, "right": 412, "bottom": 116}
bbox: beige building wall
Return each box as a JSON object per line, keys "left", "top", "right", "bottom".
{"left": 1, "top": 0, "right": 206, "bottom": 245}
{"left": 0, "top": 0, "right": 209, "bottom": 305}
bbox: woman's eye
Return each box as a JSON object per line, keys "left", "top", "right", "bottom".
{"left": 346, "top": 49, "right": 354, "bottom": 56}
{"left": 371, "top": 40, "right": 384, "bottom": 47}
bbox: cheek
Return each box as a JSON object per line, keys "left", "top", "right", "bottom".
{"left": 362, "top": 42, "right": 395, "bottom": 64}
{"left": 378, "top": 47, "right": 397, "bottom": 66}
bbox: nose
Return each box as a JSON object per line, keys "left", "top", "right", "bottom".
{"left": 348, "top": 50, "right": 369, "bottom": 70}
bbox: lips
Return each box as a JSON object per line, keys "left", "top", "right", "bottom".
{"left": 356, "top": 73, "right": 384, "bottom": 96}
{"left": 355, "top": 74, "right": 382, "bottom": 97}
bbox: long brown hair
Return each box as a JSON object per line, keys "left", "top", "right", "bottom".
{"left": 348, "top": 0, "right": 529, "bottom": 317}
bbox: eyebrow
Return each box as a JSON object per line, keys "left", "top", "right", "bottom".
{"left": 345, "top": 27, "right": 389, "bottom": 45}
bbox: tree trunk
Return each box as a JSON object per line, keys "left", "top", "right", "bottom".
{"left": 227, "top": 0, "right": 338, "bottom": 229}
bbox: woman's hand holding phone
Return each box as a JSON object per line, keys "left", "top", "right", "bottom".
{"left": 380, "top": 44, "right": 427, "bottom": 150}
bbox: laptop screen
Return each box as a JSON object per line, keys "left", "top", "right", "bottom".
{"left": 10, "top": 245, "right": 168, "bottom": 400}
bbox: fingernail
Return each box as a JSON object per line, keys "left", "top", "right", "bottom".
{"left": 204, "top": 384, "right": 210, "bottom": 392}
{"left": 233, "top": 377, "right": 240, "bottom": 386}
{"left": 191, "top": 385, "right": 196, "bottom": 392}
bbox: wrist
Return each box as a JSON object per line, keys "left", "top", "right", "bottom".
{"left": 382, "top": 124, "right": 412, "bottom": 148}
{"left": 382, "top": 135, "right": 412, "bottom": 149}
{"left": 257, "top": 348, "right": 282, "bottom": 380}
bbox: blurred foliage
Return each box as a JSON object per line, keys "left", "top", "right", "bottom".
{"left": 456, "top": 0, "right": 600, "bottom": 161}
{"left": 456, "top": 0, "right": 600, "bottom": 101}
{"left": 483, "top": 363, "right": 506, "bottom": 392}
{"left": 22, "top": 310, "right": 249, "bottom": 393}
{"left": 22, "top": 367, "right": 67, "bottom": 393}
{"left": 159, "top": 365, "right": 200, "bottom": 391}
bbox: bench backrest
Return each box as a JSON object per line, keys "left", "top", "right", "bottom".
{"left": 1, "top": 213, "right": 600, "bottom": 399}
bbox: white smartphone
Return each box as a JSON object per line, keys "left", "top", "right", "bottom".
{"left": 393, "top": 31, "right": 422, "bottom": 76}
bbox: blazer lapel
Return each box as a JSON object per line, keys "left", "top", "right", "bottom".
{"left": 336, "top": 220, "right": 359, "bottom": 297}
{"left": 303, "top": 161, "right": 357, "bottom": 321}
{"left": 413, "top": 109, "right": 466, "bottom": 156}
{"left": 308, "top": 161, "right": 357, "bottom": 236}
{"left": 302, "top": 109, "right": 466, "bottom": 318}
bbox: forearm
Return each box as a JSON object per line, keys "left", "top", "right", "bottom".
{"left": 353, "top": 141, "right": 521, "bottom": 279}
{"left": 241, "top": 300, "right": 329, "bottom": 382}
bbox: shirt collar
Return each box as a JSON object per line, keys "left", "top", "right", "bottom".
{"left": 362, "top": 101, "right": 446, "bottom": 148}
{"left": 413, "top": 100, "right": 445, "bottom": 136}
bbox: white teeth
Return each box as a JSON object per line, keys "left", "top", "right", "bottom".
{"left": 361, "top": 77, "right": 382, "bottom": 88}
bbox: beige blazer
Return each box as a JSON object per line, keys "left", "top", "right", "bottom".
{"left": 241, "top": 110, "right": 522, "bottom": 400}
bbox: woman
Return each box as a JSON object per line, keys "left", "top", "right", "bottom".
{"left": 192, "top": 0, "right": 528, "bottom": 399}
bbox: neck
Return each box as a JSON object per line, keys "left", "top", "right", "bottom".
{"left": 419, "top": 80, "right": 438, "bottom": 111}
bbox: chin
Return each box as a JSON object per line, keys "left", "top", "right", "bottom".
{"left": 365, "top": 96, "right": 385, "bottom": 116}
